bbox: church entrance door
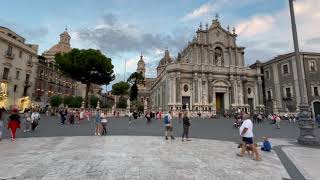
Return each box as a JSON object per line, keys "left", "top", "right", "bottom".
{"left": 313, "top": 101, "right": 320, "bottom": 117}
{"left": 216, "top": 93, "right": 224, "bottom": 114}
{"left": 182, "top": 96, "right": 190, "bottom": 110}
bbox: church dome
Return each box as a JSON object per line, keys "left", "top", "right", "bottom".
{"left": 158, "top": 50, "right": 172, "bottom": 67}
{"left": 46, "top": 28, "right": 71, "bottom": 54}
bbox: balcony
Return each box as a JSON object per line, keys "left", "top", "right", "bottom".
{"left": 26, "top": 61, "right": 33, "bottom": 67}
{"left": 4, "top": 51, "right": 15, "bottom": 59}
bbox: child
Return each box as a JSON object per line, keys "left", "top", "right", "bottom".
{"left": 261, "top": 136, "right": 272, "bottom": 152}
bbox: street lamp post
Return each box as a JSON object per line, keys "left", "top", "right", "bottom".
{"left": 288, "top": 0, "right": 319, "bottom": 146}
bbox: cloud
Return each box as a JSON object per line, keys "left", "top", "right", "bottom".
{"left": 182, "top": 2, "right": 217, "bottom": 21}
{"left": 76, "top": 13, "right": 189, "bottom": 57}
{"left": 23, "top": 26, "right": 49, "bottom": 38}
{"left": 305, "top": 37, "right": 320, "bottom": 45}
{"left": 236, "top": 15, "right": 274, "bottom": 37}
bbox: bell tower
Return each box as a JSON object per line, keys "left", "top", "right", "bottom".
{"left": 137, "top": 53, "right": 146, "bottom": 78}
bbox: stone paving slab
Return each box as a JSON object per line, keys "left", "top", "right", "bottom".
{"left": 0, "top": 136, "right": 289, "bottom": 180}
{"left": 283, "top": 146, "right": 320, "bottom": 180}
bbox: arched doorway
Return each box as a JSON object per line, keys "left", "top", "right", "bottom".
{"left": 313, "top": 100, "right": 320, "bottom": 118}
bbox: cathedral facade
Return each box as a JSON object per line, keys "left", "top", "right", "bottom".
{"left": 137, "top": 19, "right": 264, "bottom": 115}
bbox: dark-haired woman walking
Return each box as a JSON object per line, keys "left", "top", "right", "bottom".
{"left": 181, "top": 112, "right": 191, "bottom": 141}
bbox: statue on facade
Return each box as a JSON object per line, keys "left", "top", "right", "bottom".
{"left": 216, "top": 55, "right": 223, "bottom": 66}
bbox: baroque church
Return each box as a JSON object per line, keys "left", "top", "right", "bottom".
{"left": 136, "top": 18, "right": 264, "bottom": 115}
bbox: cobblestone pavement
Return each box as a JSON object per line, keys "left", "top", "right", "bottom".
{"left": 0, "top": 136, "right": 290, "bottom": 180}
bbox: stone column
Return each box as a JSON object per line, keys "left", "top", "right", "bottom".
{"left": 243, "top": 82, "right": 248, "bottom": 105}
{"left": 176, "top": 75, "right": 181, "bottom": 103}
{"left": 172, "top": 76, "right": 176, "bottom": 104}
{"left": 198, "top": 77, "right": 202, "bottom": 104}
{"left": 208, "top": 76, "right": 213, "bottom": 104}
{"left": 194, "top": 74, "right": 198, "bottom": 103}
{"left": 257, "top": 79, "right": 263, "bottom": 106}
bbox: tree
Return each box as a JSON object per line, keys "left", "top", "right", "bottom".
{"left": 127, "top": 72, "right": 144, "bottom": 101}
{"left": 111, "top": 81, "right": 130, "bottom": 97}
{"left": 63, "top": 95, "right": 73, "bottom": 106}
{"left": 69, "top": 96, "right": 83, "bottom": 108}
{"left": 116, "top": 97, "right": 127, "bottom": 109}
{"left": 90, "top": 96, "right": 100, "bottom": 108}
{"left": 50, "top": 95, "right": 62, "bottom": 107}
{"left": 55, "top": 49, "right": 115, "bottom": 107}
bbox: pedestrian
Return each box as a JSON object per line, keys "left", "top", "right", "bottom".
{"left": 236, "top": 114, "right": 262, "bottom": 161}
{"left": 0, "top": 108, "right": 4, "bottom": 141}
{"left": 101, "top": 111, "right": 108, "bottom": 135}
{"left": 164, "top": 110, "right": 175, "bottom": 140}
{"left": 69, "top": 110, "right": 75, "bottom": 124}
{"left": 128, "top": 111, "right": 132, "bottom": 125}
{"left": 145, "top": 111, "right": 151, "bottom": 125}
{"left": 178, "top": 111, "right": 182, "bottom": 123}
{"left": 275, "top": 115, "right": 281, "bottom": 129}
{"left": 7, "top": 108, "right": 21, "bottom": 141}
{"left": 59, "top": 108, "right": 67, "bottom": 125}
{"left": 85, "top": 110, "right": 91, "bottom": 122}
{"left": 79, "top": 109, "right": 85, "bottom": 123}
{"left": 316, "top": 114, "right": 320, "bottom": 128}
{"left": 31, "top": 109, "right": 40, "bottom": 131}
{"left": 181, "top": 111, "right": 191, "bottom": 141}
{"left": 24, "top": 109, "right": 31, "bottom": 132}
{"left": 94, "top": 109, "right": 102, "bottom": 136}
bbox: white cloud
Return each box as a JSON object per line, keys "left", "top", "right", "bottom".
{"left": 236, "top": 15, "right": 274, "bottom": 37}
{"left": 182, "top": 3, "right": 217, "bottom": 21}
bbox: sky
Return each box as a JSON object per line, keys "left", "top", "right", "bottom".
{"left": 1, "top": 0, "right": 320, "bottom": 90}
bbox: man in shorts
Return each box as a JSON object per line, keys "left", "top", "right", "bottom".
{"left": 164, "top": 111, "right": 175, "bottom": 140}
{"left": 237, "top": 114, "right": 262, "bottom": 161}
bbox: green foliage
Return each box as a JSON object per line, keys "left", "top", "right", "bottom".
{"left": 137, "top": 102, "right": 144, "bottom": 112}
{"left": 69, "top": 96, "right": 83, "bottom": 108}
{"left": 55, "top": 48, "right": 115, "bottom": 107}
{"left": 63, "top": 95, "right": 73, "bottom": 106}
{"left": 101, "top": 101, "right": 113, "bottom": 108}
{"left": 116, "top": 97, "right": 127, "bottom": 109}
{"left": 129, "top": 84, "right": 138, "bottom": 101}
{"left": 127, "top": 72, "right": 144, "bottom": 85}
{"left": 90, "top": 96, "right": 100, "bottom": 108}
{"left": 112, "top": 81, "right": 130, "bottom": 97}
{"left": 50, "top": 95, "right": 62, "bottom": 107}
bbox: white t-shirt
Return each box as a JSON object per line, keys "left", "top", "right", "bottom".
{"left": 239, "top": 119, "right": 253, "bottom": 138}
{"left": 165, "top": 113, "right": 172, "bottom": 126}
{"left": 80, "top": 111, "right": 84, "bottom": 119}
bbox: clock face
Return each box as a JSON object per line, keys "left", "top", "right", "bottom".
{"left": 184, "top": 85, "right": 188, "bottom": 92}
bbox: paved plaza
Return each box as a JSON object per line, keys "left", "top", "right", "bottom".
{"left": 0, "top": 115, "right": 320, "bottom": 180}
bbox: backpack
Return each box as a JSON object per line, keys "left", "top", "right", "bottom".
{"left": 164, "top": 115, "right": 170, "bottom": 124}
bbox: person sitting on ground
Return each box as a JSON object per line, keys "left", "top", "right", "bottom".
{"left": 261, "top": 136, "right": 272, "bottom": 152}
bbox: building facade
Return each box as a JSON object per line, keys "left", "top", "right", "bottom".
{"left": 137, "top": 19, "right": 264, "bottom": 115}
{"left": 0, "top": 26, "right": 38, "bottom": 110}
{"left": 255, "top": 52, "right": 320, "bottom": 117}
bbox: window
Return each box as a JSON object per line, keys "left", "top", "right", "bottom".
{"left": 25, "top": 74, "right": 30, "bottom": 83}
{"left": 23, "top": 86, "right": 28, "bottom": 97}
{"left": 314, "top": 87, "right": 319, "bottom": 97}
{"left": 141, "top": 97, "right": 144, "bottom": 102}
{"left": 19, "top": 51, "right": 23, "bottom": 58}
{"left": 16, "top": 71, "right": 20, "bottom": 79}
{"left": 27, "top": 55, "right": 32, "bottom": 65}
{"left": 184, "top": 84, "right": 188, "bottom": 92}
{"left": 285, "top": 88, "right": 292, "bottom": 98}
{"left": 282, "top": 64, "right": 289, "bottom": 75}
{"left": 14, "top": 85, "right": 18, "bottom": 92}
{"left": 265, "top": 70, "right": 270, "bottom": 79}
{"left": 2, "top": 67, "right": 9, "bottom": 80}
{"left": 6, "top": 45, "right": 13, "bottom": 55}
{"left": 267, "top": 90, "right": 272, "bottom": 100}
{"left": 309, "top": 61, "right": 316, "bottom": 72}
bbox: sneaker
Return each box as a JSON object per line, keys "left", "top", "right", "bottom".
{"left": 187, "top": 139, "right": 192, "bottom": 141}
{"left": 94, "top": 133, "right": 97, "bottom": 136}
{"left": 97, "top": 133, "right": 101, "bottom": 136}
{"left": 24, "top": 130, "right": 26, "bottom": 132}
{"left": 165, "top": 136, "right": 169, "bottom": 140}
{"left": 171, "top": 136, "right": 175, "bottom": 140}
{"left": 12, "top": 138, "right": 15, "bottom": 141}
